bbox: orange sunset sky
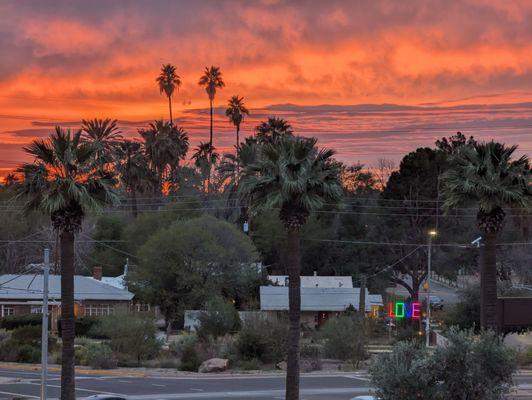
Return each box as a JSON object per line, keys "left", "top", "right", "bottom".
{"left": 1, "top": 0, "right": 532, "bottom": 177}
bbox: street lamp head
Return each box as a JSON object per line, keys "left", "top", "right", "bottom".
{"left": 429, "top": 230, "right": 437, "bottom": 236}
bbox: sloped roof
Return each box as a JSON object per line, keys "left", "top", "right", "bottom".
{"left": 0, "top": 274, "right": 134, "bottom": 301}
{"left": 97, "top": 275, "right": 126, "bottom": 290}
{"left": 261, "top": 286, "right": 379, "bottom": 311}
{"left": 268, "top": 275, "right": 354, "bottom": 288}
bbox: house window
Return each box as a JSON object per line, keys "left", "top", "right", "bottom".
{"left": 1, "top": 305, "right": 14, "bottom": 317}
{"left": 135, "top": 303, "right": 150, "bottom": 312}
{"left": 31, "top": 306, "right": 43, "bottom": 314}
{"left": 85, "top": 304, "right": 114, "bottom": 317}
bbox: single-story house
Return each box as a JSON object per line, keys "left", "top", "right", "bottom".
{"left": 260, "top": 285, "right": 383, "bottom": 329}
{"left": 268, "top": 273, "right": 353, "bottom": 288}
{"left": 0, "top": 271, "right": 134, "bottom": 331}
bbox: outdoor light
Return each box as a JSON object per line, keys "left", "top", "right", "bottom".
{"left": 429, "top": 230, "right": 437, "bottom": 236}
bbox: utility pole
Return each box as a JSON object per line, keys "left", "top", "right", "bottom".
{"left": 358, "top": 274, "right": 367, "bottom": 317}
{"left": 41, "top": 248, "right": 50, "bottom": 400}
{"left": 426, "top": 230, "right": 437, "bottom": 347}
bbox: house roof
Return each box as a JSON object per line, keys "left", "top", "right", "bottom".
{"left": 0, "top": 274, "right": 134, "bottom": 301}
{"left": 260, "top": 286, "right": 381, "bottom": 312}
{"left": 267, "top": 275, "right": 354, "bottom": 288}
{"left": 96, "top": 275, "right": 126, "bottom": 290}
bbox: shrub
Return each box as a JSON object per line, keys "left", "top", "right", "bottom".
{"left": 444, "top": 285, "right": 481, "bottom": 331}
{"left": 90, "top": 314, "right": 161, "bottom": 365}
{"left": 0, "top": 325, "right": 57, "bottom": 363}
{"left": 369, "top": 341, "right": 437, "bottom": 400}
{"left": 58, "top": 317, "right": 102, "bottom": 338}
{"left": 0, "top": 314, "right": 41, "bottom": 330}
{"left": 17, "top": 344, "right": 41, "bottom": 363}
{"left": 432, "top": 328, "right": 515, "bottom": 399}
{"left": 86, "top": 343, "right": 117, "bottom": 369}
{"left": 197, "top": 297, "right": 241, "bottom": 340}
{"left": 180, "top": 340, "right": 200, "bottom": 372}
{"left": 236, "top": 317, "right": 288, "bottom": 363}
{"left": 320, "top": 316, "right": 366, "bottom": 366}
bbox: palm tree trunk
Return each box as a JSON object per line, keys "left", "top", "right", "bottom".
{"left": 236, "top": 125, "right": 240, "bottom": 175}
{"left": 60, "top": 230, "right": 75, "bottom": 400}
{"left": 209, "top": 98, "right": 213, "bottom": 147}
{"left": 480, "top": 232, "right": 498, "bottom": 330}
{"left": 168, "top": 95, "right": 173, "bottom": 126}
{"left": 285, "top": 227, "right": 301, "bottom": 400}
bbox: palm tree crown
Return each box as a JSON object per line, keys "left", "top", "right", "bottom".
{"left": 198, "top": 66, "right": 225, "bottom": 101}
{"left": 17, "top": 127, "right": 119, "bottom": 231}
{"left": 442, "top": 141, "right": 531, "bottom": 233}
{"left": 226, "top": 96, "right": 249, "bottom": 129}
{"left": 239, "top": 135, "right": 343, "bottom": 229}
{"left": 81, "top": 118, "right": 122, "bottom": 168}
{"left": 255, "top": 117, "right": 293, "bottom": 144}
{"left": 156, "top": 64, "right": 181, "bottom": 98}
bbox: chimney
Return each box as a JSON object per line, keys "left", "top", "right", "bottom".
{"left": 93, "top": 266, "right": 102, "bottom": 281}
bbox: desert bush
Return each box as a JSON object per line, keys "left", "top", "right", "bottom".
{"left": 179, "top": 339, "right": 200, "bottom": 372}
{"left": 90, "top": 314, "right": 161, "bottom": 365}
{"left": 0, "top": 314, "right": 41, "bottom": 330}
{"left": 236, "top": 317, "right": 288, "bottom": 363}
{"left": 370, "top": 341, "right": 437, "bottom": 400}
{"left": 59, "top": 317, "right": 102, "bottom": 338}
{"left": 0, "top": 325, "right": 57, "bottom": 363}
{"left": 170, "top": 333, "right": 197, "bottom": 357}
{"left": 197, "top": 297, "right": 241, "bottom": 340}
{"left": 369, "top": 328, "right": 517, "bottom": 400}
{"left": 320, "top": 316, "right": 366, "bottom": 366}
{"left": 86, "top": 343, "right": 117, "bottom": 369}
{"left": 432, "top": 328, "right": 515, "bottom": 399}
{"left": 234, "top": 358, "right": 261, "bottom": 371}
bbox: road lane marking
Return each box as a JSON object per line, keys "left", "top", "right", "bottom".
{"left": 0, "top": 390, "right": 39, "bottom": 399}
{"left": 152, "top": 384, "right": 166, "bottom": 387}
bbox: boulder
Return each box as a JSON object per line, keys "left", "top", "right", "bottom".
{"left": 198, "top": 358, "right": 229, "bottom": 373}
{"left": 276, "top": 361, "right": 287, "bottom": 370}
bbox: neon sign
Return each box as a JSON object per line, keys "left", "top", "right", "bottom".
{"left": 387, "top": 302, "right": 421, "bottom": 319}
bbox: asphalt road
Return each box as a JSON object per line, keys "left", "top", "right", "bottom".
{"left": 0, "top": 367, "right": 530, "bottom": 399}
{"left": 387, "top": 278, "right": 461, "bottom": 305}
{"left": 0, "top": 368, "right": 372, "bottom": 400}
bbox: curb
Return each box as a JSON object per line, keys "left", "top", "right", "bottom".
{"left": 0, "top": 363, "right": 145, "bottom": 377}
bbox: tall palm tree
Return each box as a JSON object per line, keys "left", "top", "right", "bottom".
{"left": 81, "top": 118, "right": 122, "bottom": 169}
{"left": 198, "top": 66, "right": 225, "bottom": 147}
{"left": 442, "top": 141, "right": 531, "bottom": 329}
{"left": 192, "top": 142, "right": 219, "bottom": 193}
{"left": 114, "top": 140, "right": 155, "bottom": 217}
{"left": 139, "top": 120, "right": 189, "bottom": 195}
{"left": 255, "top": 117, "right": 293, "bottom": 144}
{"left": 156, "top": 64, "right": 181, "bottom": 125}
{"left": 16, "top": 127, "right": 119, "bottom": 400}
{"left": 239, "top": 135, "right": 343, "bottom": 399}
{"left": 225, "top": 95, "right": 249, "bottom": 155}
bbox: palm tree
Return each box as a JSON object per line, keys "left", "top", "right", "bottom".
{"left": 238, "top": 135, "right": 343, "bottom": 399}
{"left": 156, "top": 64, "right": 181, "bottom": 125}
{"left": 16, "top": 127, "right": 119, "bottom": 399}
{"left": 192, "top": 142, "right": 219, "bottom": 193}
{"left": 114, "top": 140, "right": 155, "bottom": 217}
{"left": 442, "top": 141, "right": 531, "bottom": 329}
{"left": 225, "top": 95, "right": 249, "bottom": 155}
{"left": 4, "top": 173, "right": 19, "bottom": 187}
{"left": 139, "top": 120, "right": 189, "bottom": 195}
{"left": 81, "top": 118, "right": 122, "bottom": 169}
{"left": 198, "top": 66, "right": 225, "bottom": 147}
{"left": 255, "top": 117, "right": 293, "bottom": 144}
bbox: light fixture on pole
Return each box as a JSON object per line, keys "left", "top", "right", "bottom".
{"left": 426, "top": 230, "right": 437, "bottom": 347}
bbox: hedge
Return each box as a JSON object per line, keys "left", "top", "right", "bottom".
{"left": 0, "top": 314, "right": 42, "bottom": 330}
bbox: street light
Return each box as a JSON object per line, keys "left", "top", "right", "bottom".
{"left": 426, "top": 230, "right": 437, "bottom": 347}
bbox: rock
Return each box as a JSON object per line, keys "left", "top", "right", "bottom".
{"left": 276, "top": 361, "right": 287, "bottom": 370}
{"left": 198, "top": 358, "right": 229, "bottom": 373}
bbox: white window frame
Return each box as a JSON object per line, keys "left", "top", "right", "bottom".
{"left": 85, "top": 303, "right": 114, "bottom": 317}
{"left": 1, "top": 305, "right": 14, "bottom": 317}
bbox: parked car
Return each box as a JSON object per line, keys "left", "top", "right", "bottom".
{"left": 352, "top": 396, "right": 377, "bottom": 400}
{"left": 429, "top": 295, "right": 444, "bottom": 310}
{"left": 84, "top": 396, "right": 128, "bottom": 400}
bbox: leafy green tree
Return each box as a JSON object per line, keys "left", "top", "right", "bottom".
{"left": 198, "top": 66, "right": 225, "bottom": 147}
{"left": 444, "top": 285, "right": 481, "bottom": 331}
{"left": 156, "top": 64, "right": 181, "bottom": 125}
{"left": 17, "top": 127, "right": 119, "bottom": 399}
{"left": 442, "top": 142, "right": 531, "bottom": 329}
{"left": 225, "top": 95, "right": 249, "bottom": 156}
{"left": 89, "top": 215, "right": 129, "bottom": 276}
{"left": 129, "top": 215, "right": 259, "bottom": 333}
{"left": 239, "top": 135, "right": 343, "bottom": 400}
